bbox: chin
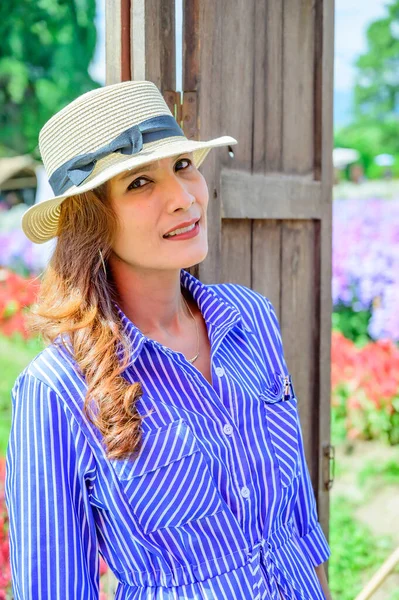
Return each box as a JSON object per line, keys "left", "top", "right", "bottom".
{"left": 179, "top": 247, "right": 208, "bottom": 270}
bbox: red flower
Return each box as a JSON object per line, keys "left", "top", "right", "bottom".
{"left": 331, "top": 332, "right": 399, "bottom": 442}
{"left": 0, "top": 268, "right": 39, "bottom": 339}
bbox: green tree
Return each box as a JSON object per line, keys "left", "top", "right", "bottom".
{"left": 354, "top": 0, "right": 399, "bottom": 121}
{"left": 0, "top": 0, "right": 100, "bottom": 156}
{"left": 335, "top": 1, "right": 399, "bottom": 177}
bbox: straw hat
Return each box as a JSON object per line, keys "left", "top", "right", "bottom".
{"left": 22, "top": 80, "right": 237, "bottom": 244}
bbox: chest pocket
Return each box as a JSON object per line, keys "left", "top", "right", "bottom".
{"left": 260, "top": 372, "right": 300, "bottom": 488}
{"left": 109, "top": 419, "right": 224, "bottom": 534}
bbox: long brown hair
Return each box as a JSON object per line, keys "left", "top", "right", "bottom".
{"left": 28, "top": 186, "right": 144, "bottom": 460}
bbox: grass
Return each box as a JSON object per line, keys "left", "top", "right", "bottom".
{"left": 358, "top": 456, "right": 399, "bottom": 488}
{"left": 0, "top": 334, "right": 44, "bottom": 456}
{"left": 329, "top": 496, "right": 396, "bottom": 600}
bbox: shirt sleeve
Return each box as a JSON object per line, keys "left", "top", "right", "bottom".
{"left": 5, "top": 371, "right": 100, "bottom": 599}
{"left": 265, "top": 299, "right": 331, "bottom": 566}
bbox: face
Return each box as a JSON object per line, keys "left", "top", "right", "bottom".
{"left": 107, "top": 152, "right": 209, "bottom": 272}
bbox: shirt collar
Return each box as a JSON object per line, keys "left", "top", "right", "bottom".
{"left": 114, "top": 268, "right": 252, "bottom": 366}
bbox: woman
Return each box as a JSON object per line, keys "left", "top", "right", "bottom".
{"left": 5, "top": 80, "right": 332, "bottom": 599}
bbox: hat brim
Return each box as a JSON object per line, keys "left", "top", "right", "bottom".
{"left": 22, "top": 135, "right": 237, "bottom": 244}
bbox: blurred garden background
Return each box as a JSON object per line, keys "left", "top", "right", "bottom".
{"left": 1, "top": 1, "right": 399, "bottom": 599}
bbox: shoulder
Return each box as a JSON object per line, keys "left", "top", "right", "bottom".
{"left": 11, "top": 342, "right": 104, "bottom": 451}
{"left": 12, "top": 341, "right": 87, "bottom": 413}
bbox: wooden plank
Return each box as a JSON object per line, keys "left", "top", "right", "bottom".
{"left": 318, "top": 0, "right": 335, "bottom": 544}
{"left": 313, "top": 0, "right": 323, "bottom": 180}
{"left": 185, "top": 0, "right": 224, "bottom": 283}
{"left": 105, "top": 0, "right": 122, "bottom": 84}
{"left": 265, "top": 0, "right": 284, "bottom": 172}
{"left": 144, "top": 0, "right": 175, "bottom": 89}
{"left": 194, "top": 0, "right": 256, "bottom": 283}
{"left": 121, "top": 0, "right": 132, "bottom": 80}
{"left": 251, "top": 220, "right": 282, "bottom": 314}
{"left": 282, "top": 0, "right": 315, "bottom": 174}
{"left": 220, "top": 0, "right": 255, "bottom": 171}
{"left": 221, "top": 220, "right": 252, "bottom": 286}
{"left": 252, "top": 0, "right": 267, "bottom": 172}
{"left": 183, "top": 0, "right": 200, "bottom": 90}
{"left": 221, "top": 170, "right": 322, "bottom": 219}
{"left": 182, "top": 91, "right": 198, "bottom": 140}
{"left": 131, "top": 0, "right": 145, "bottom": 80}
{"left": 280, "top": 220, "right": 319, "bottom": 475}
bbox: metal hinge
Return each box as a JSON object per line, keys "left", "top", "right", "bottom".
{"left": 164, "top": 90, "right": 198, "bottom": 140}
{"left": 323, "top": 444, "right": 335, "bottom": 490}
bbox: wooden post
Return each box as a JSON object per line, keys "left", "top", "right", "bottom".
{"left": 105, "top": 0, "right": 123, "bottom": 84}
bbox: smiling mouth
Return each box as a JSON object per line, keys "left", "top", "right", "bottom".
{"left": 163, "top": 219, "right": 200, "bottom": 238}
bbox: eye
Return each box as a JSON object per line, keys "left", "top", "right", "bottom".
{"left": 175, "top": 157, "right": 192, "bottom": 171}
{"left": 127, "top": 176, "right": 149, "bottom": 191}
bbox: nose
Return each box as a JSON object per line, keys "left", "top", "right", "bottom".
{"left": 163, "top": 171, "right": 195, "bottom": 212}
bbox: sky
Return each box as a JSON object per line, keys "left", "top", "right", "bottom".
{"left": 90, "top": 0, "right": 390, "bottom": 126}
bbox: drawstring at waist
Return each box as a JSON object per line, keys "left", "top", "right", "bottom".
{"left": 249, "top": 520, "right": 297, "bottom": 600}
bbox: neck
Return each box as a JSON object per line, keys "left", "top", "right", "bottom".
{"left": 108, "top": 257, "right": 193, "bottom": 337}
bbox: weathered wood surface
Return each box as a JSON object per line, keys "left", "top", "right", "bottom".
{"left": 130, "top": 0, "right": 145, "bottom": 80}
{"left": 144, "top": 0, "right": 175, "bottom": 90}
{"left": 252, "top": 220, "right": 281, "bottom": 313}
{"left": 105, "top": 0, "right": 123, "bottom": 84}
{"left": 282, "top": 0, "right": 315, "bottom": 174}
{"left": 220, "top": 170, "right": 323, "bottom": 219}
{"left": 317, "top": 0, "right": 335, "bottom": 547}
{"left": 221, "top": 220, "right": 252, "bottom": 287}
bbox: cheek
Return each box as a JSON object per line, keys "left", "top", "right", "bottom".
{"left": 113, "top": 205, "right": 154, "bottom": 253}
{"left": 194, "top": 173, "right": 209, "bottom": 209}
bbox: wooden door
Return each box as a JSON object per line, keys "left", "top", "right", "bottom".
{"left": 106, "top": 0, "right": 334, "bottom": 537}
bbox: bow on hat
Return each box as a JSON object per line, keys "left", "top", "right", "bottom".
{"left": 48, "top": 114, "right": 184, "bottom": 196}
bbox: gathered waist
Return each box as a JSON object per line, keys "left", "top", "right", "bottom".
{"left": 112, "top": 520, "right": 297, "bottom": 590}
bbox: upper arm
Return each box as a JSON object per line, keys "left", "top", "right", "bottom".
{"left": 5, "top": 371, "right": 100, "bottom": 599}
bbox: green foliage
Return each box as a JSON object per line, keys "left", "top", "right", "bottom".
{"left": 354, "top": 2, "right": 399, "bottom": 121}
{"left": 0, "top": 334, "right": 44, "bottom": 456}
{"left": 358, "top": 455, "right": 399, "bottom": 488}
{"left": 329, "top": 497, "right": 395, "bottom": 600}
{"left": 335, "top": 1, "right": 399, "bottom": 178}
{"left": 0, "top": 0, "right": 100, "bottom": 155}
{"left": 331, "top": 386, "right": 350, "bottom": 446}
{"left": 332, "top": 306, "right": 372, "bottom": 346}
{"left": 331, "top": 387, "right": 399, "bottom": 447}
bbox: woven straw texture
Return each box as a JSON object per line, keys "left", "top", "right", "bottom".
{"left": 22, "top": 80, "right": 237, "bottom": 243}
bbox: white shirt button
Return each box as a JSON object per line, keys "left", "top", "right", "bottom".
{"left": 215, "top": 366, "right": 225, "bottom": 377}
{"left": 223, "top": 424, "right": 233, "bottom": 435}
{"left": 240, "top": 486, "right": 250, "bottom": 499}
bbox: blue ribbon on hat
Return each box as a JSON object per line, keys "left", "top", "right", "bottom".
{"left": 48, "top": 114, "right": 185, "bottom": 196}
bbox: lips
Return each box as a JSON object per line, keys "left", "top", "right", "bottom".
{"left": 163, "top": 218, "right": 200, "bottom": 238}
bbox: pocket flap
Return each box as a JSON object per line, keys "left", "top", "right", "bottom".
{"left": 260, "top": 372, "right": 295, "bottom": 404}
{"left": 110, "top": 419, "right": 199, "bottom": 479}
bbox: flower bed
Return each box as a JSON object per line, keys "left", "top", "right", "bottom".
{"left": 0, "top": 269, "right": 39, "bottom": 339}
{"left": 333, "top": 197, "right": 399, "bottom": 341}
{"left": 331, "top": 330, "right": 399, "bottom": 444}
{"left": 0, "top": 205, "right": 51, "bottom": 277}
{"left": 0, "top": 458, "right": 11, "bottom": 599}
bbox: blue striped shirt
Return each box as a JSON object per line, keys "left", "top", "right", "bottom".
{"left": 5, "top": 268, "right": 331, "bottom": 599}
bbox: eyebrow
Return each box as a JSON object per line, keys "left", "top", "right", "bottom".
{"left": 117, "top": 153, "right": 188, "bottom": 182}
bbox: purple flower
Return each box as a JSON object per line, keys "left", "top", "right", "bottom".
{"left": 332, "top": 196, "right": 399, "bottom": 341}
